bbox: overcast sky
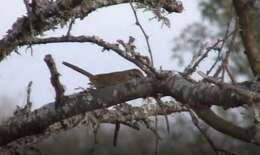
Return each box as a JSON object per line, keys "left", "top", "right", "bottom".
{"left": 0, "top": 0, "right": 200, "bottom": 109}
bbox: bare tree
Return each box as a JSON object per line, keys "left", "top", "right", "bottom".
{"left": 0, "top": 0, "right": 259, "bottom": 154}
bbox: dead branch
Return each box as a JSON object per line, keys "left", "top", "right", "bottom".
{"left": 44, "top": 54, "right": 65, "bottom": 108}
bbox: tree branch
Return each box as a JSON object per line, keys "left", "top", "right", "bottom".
{"left": 18, "top": 35, "right": 156, "bottom": 75}
{"left": 0, "top": 103, "right": 186, "bottom": 155}
{"left": 194, "top": 108, "right": 256, "bottom": 145}
{"left": 233, "top": 0, "right": 260, "bottom": 77}
{"left": 0, "top": 0, "right": 183, "bottom": 62}
{"left": 0, "top": 72, "right": 259, "bottom": 146}
{"left": 44, "top": 54, "right": 65, "bottom": 108}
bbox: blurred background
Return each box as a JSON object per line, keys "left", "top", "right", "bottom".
{"left": 0, "top": 0, "right": 260, "bottom": 154}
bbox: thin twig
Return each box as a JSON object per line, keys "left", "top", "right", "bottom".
{"left": 112, "top": 119, "right": 141, "bottom": 146}
{"left": 208, "top": 10, "right": 237, "bottom": 79}
{"left": 86, "top": 112, "right": 100, "bottom": 145}
{"left": 154, "top": 97, "right": 170, "bottom": 133}
{"left": 184, "top": 41, "right": 219, "bottom": 76}
{"left": 113, "top": 121, "right": 120, "bottom": 147}
{"left": 66, "top": 18, "right": 75, "bottom": 37}
{"left": 207, "top": 49, "right": 221, "bottom": 75}
{"left": 26, "top": 81, "right": 33, "bottom": 111}
{"left": 212, "top": 64, "right": 223, "bottom": 78}
{"left": 206, "top": 23, "right": 236, "bottom": 76}
{"left": 222, "top": 17, "right": 239, "bottom": 84}
{"left": 184, "top": 25, "right": 237, "bottom": 77}
{"left": 130, "top": 1, "right": 154, "bottom": 67}
{"left": 154, "top": 113, "right": 159, "bottom": 155}
{"left": 14, "top": 81, "right": 33, "bottom": 116}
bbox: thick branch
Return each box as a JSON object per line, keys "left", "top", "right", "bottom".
{"left": 194, "top": 108, "right": 256, "bottom": 145}
{"left": 163, "top": 75, "right": 259, "bottom": 144}
{"left": 0, "top": 103, "right": 186, "bottom": 154}
{"left": 0, "top": 0, "right": 183, "bottom": 61}
{"left": 233, "top": 0, "right": 260, "bottom": 76}
{"left": 0, "top": 73, "right": 259, "bottom": 146}
{"left": 162, "top": 75, "right": 248, "bottom": 108}
{"left": 0, "top": 77, "right": 156, "bottom": 146}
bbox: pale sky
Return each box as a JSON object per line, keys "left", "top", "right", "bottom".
{"left": 0, "top": 0, "right": 200, "bottom": 109}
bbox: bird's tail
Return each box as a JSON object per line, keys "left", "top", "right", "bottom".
{"left": 62, "top": 61, "right": 93, "bottom": 78}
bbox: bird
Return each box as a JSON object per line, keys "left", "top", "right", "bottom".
{"left": 63, "top": 62, "right": 144, "bottom": 146}
{"left": 62, "top": 61, "right": 144, "bottom": 88}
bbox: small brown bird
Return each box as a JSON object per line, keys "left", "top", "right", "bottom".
{"left": 63, "top": 61, "right": 144, "bottom": 88}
